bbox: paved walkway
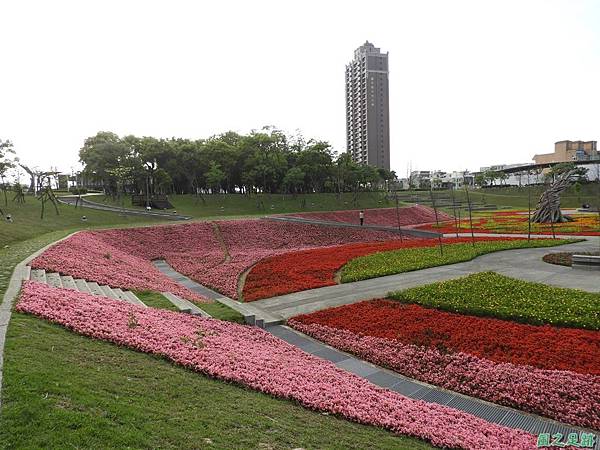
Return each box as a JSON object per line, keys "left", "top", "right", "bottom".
{"left": 58, "top": 195, "right": 191, "bottom": 220}
{"left": 154, "top": 257, "right": 599, "bottom": 439}
{"left": 250, "top": 237, "right": 600, "bottom": 319}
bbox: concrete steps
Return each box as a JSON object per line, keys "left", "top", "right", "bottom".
{"left": 215, "top": 296, "right": 283, "bottom": 329}
{"left": 162, "top": 292, "right": 211, "bottom": 317}
{"left": 25, "top": 267, "right": 146, "bottom": 307}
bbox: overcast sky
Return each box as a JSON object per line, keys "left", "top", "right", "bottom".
{"left": 1, "top": 0, "right": 599, "bottom": 177}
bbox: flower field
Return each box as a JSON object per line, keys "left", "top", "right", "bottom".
{"left": 242, "top": 236, "right": 571, "bottom": 301}
{"left": 283, "top": 204, "right": 453, "bottom": 227}
{"left": 31, "top": 230, "right": 207, "bottom": 302}
{"left": 290, "top": 299, "right": 600, "bottom": 375}
{"left": 289, "top": 318, "right": 600, "bottom": 429}
{"left": 288, "top": 269, "right": 600, "bottom": 429}
{"left": 417, "top": 210, "right": 600, "bottom": 235}
{"left": 15, "top": 281, "right": 536, "bottom": 450}
{"left": 32, "top": 219, "right": 407, "bottom": 301}
{"left": 389, "top": 272, "right": 600, "bottom": 329}
{"left": 177, "top": 219, "right": 407, "bottom": 298}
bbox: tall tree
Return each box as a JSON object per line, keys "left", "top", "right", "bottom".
{"left": 205, "top": 162, "right": 226, "bottom": 193}
{"left": 282, "top": 166, "right": 305, "bottom": 196}
{"left": 0, "top": 139, "right": 16, "bottom": 207}
{"left": 79, "top": 132, "right": 130, "bottom": 194}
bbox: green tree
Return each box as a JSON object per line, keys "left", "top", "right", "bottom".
{"left": 282, "top": 166, "right": 305, "bottom": 196}
{"left": 79, "top": 132, "right": 130, "bottom": 195}
{"left": 0, "top": 139, "right": 16, "bottom": 208}
{"left": 205, "top": 162, "right": 225, "bottom": 193}
{"left": 474, "top": 173, "right": 486, "bottom": 187}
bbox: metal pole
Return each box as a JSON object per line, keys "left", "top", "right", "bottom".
{"left": 465, "top": 185, "right": 475, "bottom": 248}
{"left": 527, "top": 171, "right": 531, "bottom": 242}
{"left": 450, "top": 184, "right": 459, "bottom": 237}
{"left": 395, "top": 192, "right": 404, "bottom": 242}
{"left": 429, "top": 188, "right": 444, "bottom": 256}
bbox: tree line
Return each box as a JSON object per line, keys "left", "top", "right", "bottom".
{"left": 79, "top": 127, "right": 397, "bottom": 196}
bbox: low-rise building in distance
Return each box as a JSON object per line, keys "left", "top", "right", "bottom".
{"left": 533, "top": 140, "right": 598, "bottom": 165}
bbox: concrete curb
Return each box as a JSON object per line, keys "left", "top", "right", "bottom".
{"left": 0, "top": 231, "right": 79, "bottom": 408}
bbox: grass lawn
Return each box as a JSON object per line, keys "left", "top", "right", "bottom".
{"left": 0, "top": 195, "right": 165, "bottom": 247}
{"left": 81, "top": 191, "right": 398, "bottom": 218}
{"left": 134, "top": 290, "right": 180, "bottom": 311}
{"left": 0, "top": 199, "right": 432, "bottom": 449}
{"left": 0, "top": 313, "right": 431, "bottom": 450}
{"left": 389, "top": 272, "right": 600, "bottom": 330}
{"left": 135, "top": 290, "right": 245, "bottom": 323}
{"left": 340, "top": 239, "right": 576, "bottom": 283}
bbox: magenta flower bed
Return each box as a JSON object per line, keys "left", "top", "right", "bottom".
{"left": 282, "top": 205, "right": 452, "bottom": 227}
{"left": 211, "top": 219, "right": 410, "bottom": 298}
{"left": 94, "top": 222, "right": 226, "bottom": 288}
{"left": 31, "top": 230, "right": 207, "bottom": 302}
{"left": 288, "top": 320, "right": 600, "bottom": 430}
{"left": 16, "top": 281, "right": 535, "bottom": 450}
{"left": 55, "top": 220, "right": 410, "bottom": 300}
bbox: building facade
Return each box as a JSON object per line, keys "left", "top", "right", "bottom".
{"left": 533, "top": 140, "right": 598, "bottom": 165}
{"left": 345, "top": 41, "right": 390, "bottom": 170}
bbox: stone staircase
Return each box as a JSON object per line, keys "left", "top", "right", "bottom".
{"left": 27, "top": 267, "right": 147, "bottom": 307}
{"left": 162, "top": 292, "right": 211, "bottom": 318}
{"left": 26, "top": 267, "right": 213, "bottom": 317}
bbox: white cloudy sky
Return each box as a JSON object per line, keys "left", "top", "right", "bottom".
{"left": 1, "top": 0, "right": 599, "bottom": 176}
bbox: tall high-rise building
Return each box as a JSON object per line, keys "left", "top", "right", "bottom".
{"left": 345, "top": 41, "right": 390, "bottom": 170}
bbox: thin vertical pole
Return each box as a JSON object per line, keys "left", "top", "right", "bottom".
{"left": 430, "top": 188, "right": 444, "bottom": 256}
{"left": 465, "top": 185, "right": 475, "bottom": 248}
{"left": 450, "top": 184, "right": 459, "bottom": 237}
{"left": 395, "top": 192, "right": 404, "bottom": 242}
{"left": 527, "top": 172, "right": 532, "bottom": 242}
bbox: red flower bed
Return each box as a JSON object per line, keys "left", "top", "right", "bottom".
{"left": 210, "top": 219, "right": 408, "bottom": 298}
{"left": 292, "top": 299, "right": 600, "bottom": 375}
{"left": 417, "top": 211, "right": 600, "bottom": 236}
{"left": 242, "top": 237, "right": 522, "bottom": 301}
{"left": 283, "top": 204, "right": 453, "bottom": 227}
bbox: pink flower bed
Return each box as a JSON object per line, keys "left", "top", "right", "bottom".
{"left": 212, "top": 219, "right": 411, "bottom": 298}
{"left": 31, "top": 230, "right": 207, "bottom": 302}
{"left": 288, "top": 320, "right": 600, "bottom": 430}
{"left": 283, "top": 205, "right": 453, "bottom": 227}
{"left": 17, "top": 281, "right": 535, "bottom": 450}
{"left": 33, "top": 220, "right": 411, "bottom": 300}
{"left": 94, "top": 222, "right": 226, "bottom": 285}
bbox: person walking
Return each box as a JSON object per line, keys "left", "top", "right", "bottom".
{"left": 359, "top": 210, "right": 364, "bottom": 226}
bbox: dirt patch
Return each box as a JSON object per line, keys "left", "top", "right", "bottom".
{"left": 211, "top": 222, "right": 231, "bottom": 263}
{"left": 543, "top": 251, "right": 600, "bottom": 267}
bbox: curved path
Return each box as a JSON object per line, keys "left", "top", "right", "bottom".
{"left": 250, "top": 236, "right": 600, "bottom": 319}
{"left": 58, "top": 195, "right": 191, "bottom": 220}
